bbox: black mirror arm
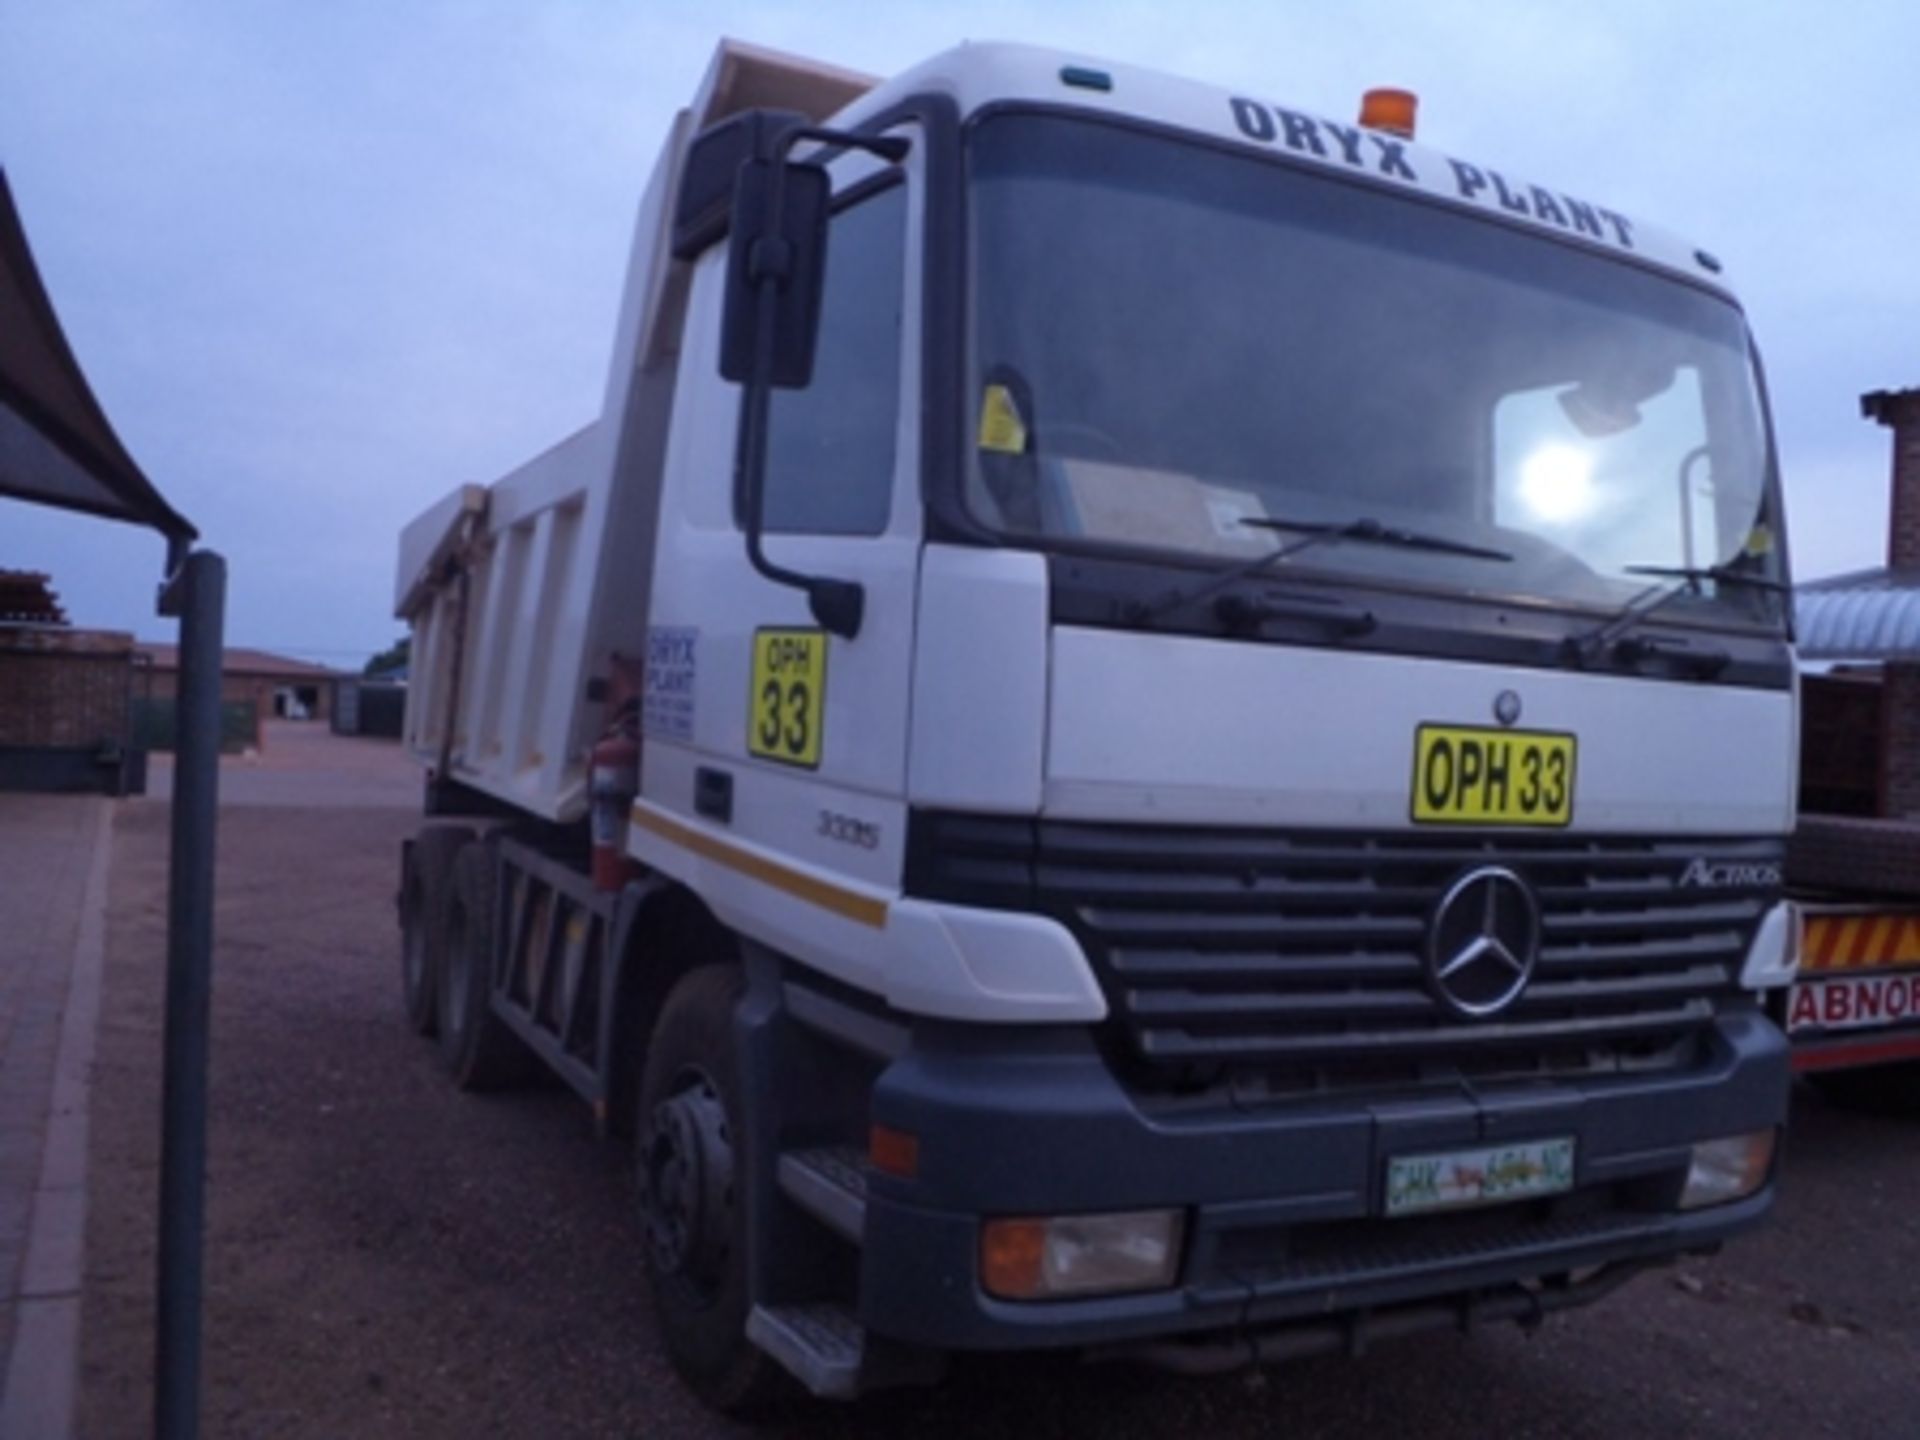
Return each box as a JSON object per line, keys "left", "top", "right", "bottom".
{"left": 776, "top": 126, "right": 912, "bottom": 167}
{"left": 736, "top": 295, "right": 866, "bottom": 639}
{"left": 733, "top": 124, "right": 908, "bottom": 642}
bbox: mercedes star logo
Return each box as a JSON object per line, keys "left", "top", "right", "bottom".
{"left": 1427, "top": 866, "right": 1541, "bottom": 1019}
{"left": 1493, "top": 689, "right": 1522, "bottom": 727}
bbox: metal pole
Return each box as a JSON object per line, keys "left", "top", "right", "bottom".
{"left": 154, "top": 549, "right": 225, "bottom": 1440}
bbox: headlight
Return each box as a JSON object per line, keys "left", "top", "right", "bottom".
{"left": 1679, "top": 1129, "right": 1776, "bottom": 1210}
{"left": 980, "top": 1210, "right": 1184, "bottom": 1299}
{"left": 1739, "top": 901, "right": 1801, "bottom": 991}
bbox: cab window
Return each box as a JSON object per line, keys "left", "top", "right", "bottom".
{"left": 760, "top": 183, "right": 906, "bottom": 536}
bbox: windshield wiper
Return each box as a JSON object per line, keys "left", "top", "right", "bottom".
{"left": 1567, "top": 560, "right": 1787, "bottom": 670}
{"left": 1240, "top": 515, "right": 1515, "bottom": 562}
{"left": 1132, "top": 515, "right": 1511, "bottom": 626}
{"left": 1621, "top": 561, "right": 1791, "bottom": 594}
{"left": 1564, "top": 582, "right": 1694, "bottom": 668}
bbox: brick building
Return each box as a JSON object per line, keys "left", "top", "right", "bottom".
{"left": 1, "top": 591, "right": 346, "bottom": 769}
{"left": 1791, "top": 387, "right": 1920, "bottom": 895}
{"left": 133, "top": 643, "right": 344, "bottom": 746}
{"left": 0, "top": 624, "right": 137, "bottom": 749}
{"left": 0, "top": 571, "right": 144, "bottom": 792}
{"left": 1796, "top": 387, "right": 1920, "bottom": 819}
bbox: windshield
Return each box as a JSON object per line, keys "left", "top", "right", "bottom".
{"left": 965, "top": 113, "right": 1786, "bottom": 630}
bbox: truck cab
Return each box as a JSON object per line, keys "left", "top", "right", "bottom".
{"left": 398, "top": 40, "right": 1798, "bottom": 1408}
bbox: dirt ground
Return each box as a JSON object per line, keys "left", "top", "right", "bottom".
{"left": 78, "top": 727, "right": 1920, "bottom": 1437}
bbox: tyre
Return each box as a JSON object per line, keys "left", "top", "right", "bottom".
{"left": 636, "top": 965, "right": 786, "bottom": 1413}
{"left": 400, "top": 825, "right": 473, "bottom": 1036}
{"left": 436, "top": 840, "right": 532, "bottom": 1090}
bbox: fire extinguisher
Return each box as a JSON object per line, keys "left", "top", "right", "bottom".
{"left": 589, "top": 708, "right": 640, "bottom": 892}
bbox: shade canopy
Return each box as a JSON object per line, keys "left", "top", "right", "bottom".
{"left": 0, "top": 168, "right": 195, "bottom": 542}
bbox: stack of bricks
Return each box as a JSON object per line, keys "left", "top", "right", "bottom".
{"left": 1861, "top": 387, "right": 1920, "bottom": 819}
{"left": 1882, "top": 666, "right": 1920, "bottom": 820}
{"left": 0, "top": 628, "right": 135, "bottom": 749}
{"left": 1789, "top": 813, "right": 1920, "bottom": 900}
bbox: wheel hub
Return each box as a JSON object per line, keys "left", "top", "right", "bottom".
{"left": 640, "top": 1072, "right": 735, "bottom": 1295}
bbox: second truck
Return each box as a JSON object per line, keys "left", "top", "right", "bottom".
{"left": 393, "top": 39, "right": 1800, "bottom": 1410}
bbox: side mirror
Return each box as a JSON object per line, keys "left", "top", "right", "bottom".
{"left": 715, "top": 117, "right": 910, "bottom": 641}
{"left": 719, "top": 157, "right": 831, "bottom": 389}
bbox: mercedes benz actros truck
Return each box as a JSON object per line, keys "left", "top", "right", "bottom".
{"left": 393, "top": 38, "right": 1799, "bottom": 1410}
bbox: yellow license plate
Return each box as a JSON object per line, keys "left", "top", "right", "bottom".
{"left": 1411, "top": 724, "right": 1575, "bottom": 827}
{"left": 748, "top": 628, "right": 827, "bottom": 769}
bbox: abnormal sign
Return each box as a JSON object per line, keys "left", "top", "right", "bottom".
{"left": 1788, "top": 972, "right": 1920, "bottom": 1033}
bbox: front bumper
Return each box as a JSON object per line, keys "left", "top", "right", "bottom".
{"left": 860, "top": 1009, "right": 1788, "bottom": 1352}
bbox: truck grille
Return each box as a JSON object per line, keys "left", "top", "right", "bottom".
{"left": 904, "top": 814, "right": 1782, "bottom": 1079}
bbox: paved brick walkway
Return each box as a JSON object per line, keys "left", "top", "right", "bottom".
{"left": 0, "top": 794, "right": 110, "bottom": 1437}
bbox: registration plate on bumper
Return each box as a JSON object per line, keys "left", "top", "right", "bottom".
{"left": 1385, "top": 1137, "right": 1576, "bottom": 1217}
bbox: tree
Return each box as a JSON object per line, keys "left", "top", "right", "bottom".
{"left": 364, "top": 635, "right": 410, "bottom": 677}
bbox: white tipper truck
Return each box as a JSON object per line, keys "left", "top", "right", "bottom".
{"left": 393, "top": 38, "right": 1800, "bottom": 1410}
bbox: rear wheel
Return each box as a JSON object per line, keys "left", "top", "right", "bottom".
{"left": 399, "top": 825, "right": 472, "bottom": 1036}
{"left": 636, "top": 965, "right": 786, "bottom": 1414}
{"left": 436, "top": 841, "right": 532, "bottom": 1090}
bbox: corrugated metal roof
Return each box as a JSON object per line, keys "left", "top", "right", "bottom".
{"left": 1796, "top": 566, "right": 1920, "bottom": 660}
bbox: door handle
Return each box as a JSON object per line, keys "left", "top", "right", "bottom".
{"left": 694, "top": 766, "right": 733, "bottom": 824}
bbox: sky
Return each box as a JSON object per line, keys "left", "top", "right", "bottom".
{"left": 1, "top": 0, "right": 1914, "bottom": 666}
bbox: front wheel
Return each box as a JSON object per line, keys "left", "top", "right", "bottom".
{"left": 635, "top": 965, "right": 786, "bottom": 1413}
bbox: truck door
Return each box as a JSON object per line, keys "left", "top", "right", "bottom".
{"left": 635, "top": 127, "right": 924, "bottom": 982}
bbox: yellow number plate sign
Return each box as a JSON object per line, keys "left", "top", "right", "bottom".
{"left": 749, "top": 628, "right": 826, "bottom": 768}
{"left": 1411, "top": 724, "right": 1575, "bottom": 827}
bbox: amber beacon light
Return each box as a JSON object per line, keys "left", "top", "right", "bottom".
{"left": 1359, "top": 87, "right": 1418, "bottom": 139}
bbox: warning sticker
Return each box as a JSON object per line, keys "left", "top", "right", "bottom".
{"left": 643, "top": 626, "right": 698, "bottom": 742}
{"left": 977, "top": 383, "right": 1029, "bottom": 454}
